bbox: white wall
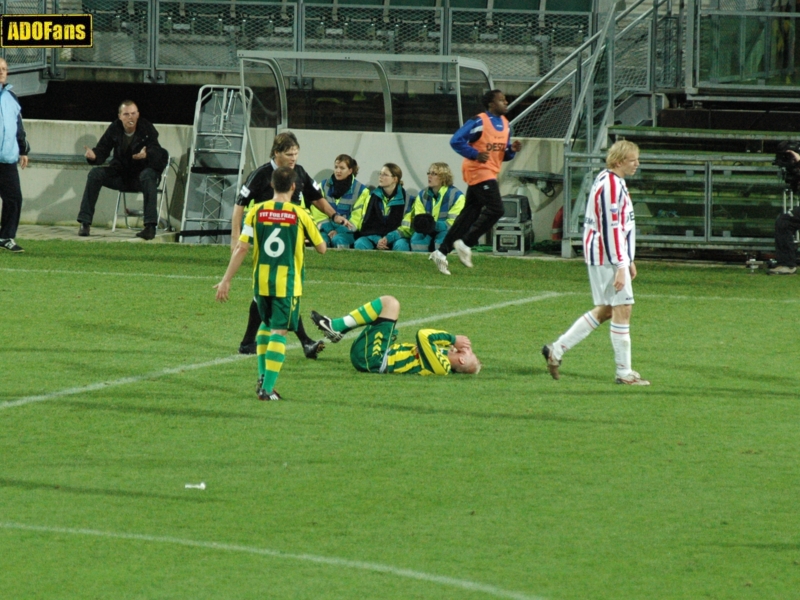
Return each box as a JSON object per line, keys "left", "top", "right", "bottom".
{"left": 18, "top": 121, "right": 564, "bottom": 243}
{"left": 19, "top": 119, "right": 192, "bottom": 230}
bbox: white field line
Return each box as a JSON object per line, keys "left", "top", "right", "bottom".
{"left": 0, "top": 522, "right": 545, "bottom": 600}
{"left": 0, "top": 293, "right": 564, "bottom": 411}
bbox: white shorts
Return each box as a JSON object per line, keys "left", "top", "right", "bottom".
{"left": 588, "top": 264, "right": 635, "bottom": 307}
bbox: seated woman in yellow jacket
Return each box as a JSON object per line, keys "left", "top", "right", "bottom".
{"left": 394, "top": 162, "right": 465, "bottom": 252}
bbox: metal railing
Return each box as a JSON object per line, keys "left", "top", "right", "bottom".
{"left": 238, "top": 50, "right": 492, "bottom": 134}
{"left": 505, "top": 0, "right": 694, "bottom": 256}
{"left": 509, "top": 0, "right": 669, "bottom": 143}
{"left": 693, "top": 0, "right": 800, "bottom": 93}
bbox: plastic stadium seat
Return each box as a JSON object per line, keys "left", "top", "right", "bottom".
{"left": 494, "top": 0, "right": 542, "bottom": 9}
{"left": 390, "top": 0, "right": 440, "bottom": 6}
{"left": 545, "top": 0, "right": 592, "bottom": 12}
{"left": 450, "top": 0, "right": 489, "bottom": 8}
{"left": 112, "top": 155, "right": 172, "bottom": 232}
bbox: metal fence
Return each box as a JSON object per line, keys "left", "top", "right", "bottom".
{"left": 47, "top": 1, "right": 594, "bottom": 85}
{"left": 157, "top": 0, "right": 297, "bottom": 71}
{"left": 449, "top": 8, "right": 592, "bottom": 82}
{"left": 695, "top": 2, "right": 799, "bottom": 90}
{"left": 1, "top": 0, "right": 48, "bottom": 70}
{"left": 509, "top": 0, "right": 688, "bottom": 139}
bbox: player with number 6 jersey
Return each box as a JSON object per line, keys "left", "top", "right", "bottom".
{"left": 244, "top": 202, "right": 321, "bottom": 298}
{"left": 215, "top": 167, "right": 326, "bottom": 401}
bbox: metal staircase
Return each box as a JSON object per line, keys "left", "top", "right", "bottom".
{"left": 179, "top": 85, "right": 252, "bottom": 244}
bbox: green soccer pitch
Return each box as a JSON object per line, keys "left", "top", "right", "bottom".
{"left": 2, "top": 240, "right": 799, "bottom": 600}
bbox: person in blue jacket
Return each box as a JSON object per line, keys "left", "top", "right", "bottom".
{"left": 313, "top": 154, "right": 371, "bottom": 248}
{"left": 0, "top": 58, "right": 30, "bottom": 254}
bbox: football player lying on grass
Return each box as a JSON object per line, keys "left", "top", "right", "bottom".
{"left": 310, "top": 295, "right": 481, "bottom": 375}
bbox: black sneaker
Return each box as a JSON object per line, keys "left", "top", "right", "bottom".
{"left": 78, "top": 223, "right": 90, "bottom": 237}
{"left": 302, "top": 339, "right": 325, "bottom": 360}
{"left": 239, "top": 341, "right": 257, "bottom": 355}
{"left": 0, "top": 238, "right": 23, "bottom": 253}
{"left": 136, "top": 224, "right": 156, "bottom": 240}
{"left": 310, "top": 310, "right": 343, "bottom": 343}
{"left": 257, "top": 387, "right": 282, "bottom": 401}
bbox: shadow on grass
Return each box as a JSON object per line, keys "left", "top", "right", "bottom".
{"left": 715, "top": 542, "right": 800, "bottom": 551}
{"left": 0, "top": 477, "right": 219, "bottom": 503}
{"left": 299, "top": 398, "right": 633, "bottom": 426}
{"left": 64, "top": 400, "right": 262, "bottom": 420}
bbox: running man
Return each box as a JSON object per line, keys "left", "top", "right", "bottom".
{"left": 430, "top": 89, "right": 522, "bottom": 275}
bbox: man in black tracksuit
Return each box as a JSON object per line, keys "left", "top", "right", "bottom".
{"left": 76, "top": 100, "right": 168, "bottom": 240}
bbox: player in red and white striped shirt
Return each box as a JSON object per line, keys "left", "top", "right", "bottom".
{"left": 542, "top": 141, "right": 649, "bottom": 385}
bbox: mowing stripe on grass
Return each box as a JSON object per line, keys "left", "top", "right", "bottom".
{"left": 0, "top": 266, "right": 531, "bottom": 294}
{"left": 1, "top": 293, "right": 564, "bottom": 411}
{"left": 0, "top": 521, "right": 546, "bottom": 600}
{"left": 6, "top": 266, "right": 800, "bottom": 303}
{"left": 0, "top": 355, "right": 250, "bottom": 410}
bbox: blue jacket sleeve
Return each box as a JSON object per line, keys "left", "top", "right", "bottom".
{"left": 450, "top": 116, "right": 483, "bottom": 161}
{"left": 503, "top": 123, "right": 517, "bottom": 162}
{"left": 16, "top": 113, "right": 28, "bottom": 155}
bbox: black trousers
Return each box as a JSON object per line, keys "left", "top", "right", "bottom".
{"left": 775, "top": 206, "right": 800, "bottom": 267}
{"left": 0, "top": 162, "right": 23, "bottom": 239}
{"left": 438, "top": 179, "right": 503, "bottom": 254}
{"left": 77, "top": 166, "right": 159, "bottom": 226}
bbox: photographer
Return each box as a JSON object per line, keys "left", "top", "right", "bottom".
{"left": 771, "top": 144, "right": 800, "bottom": 275}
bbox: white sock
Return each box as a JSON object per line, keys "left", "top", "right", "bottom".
{"left": 554, "top": 311, "right": 599, "bottom": 359}
{"left": 610, "top": 322, "right": 632, "bottom": 377}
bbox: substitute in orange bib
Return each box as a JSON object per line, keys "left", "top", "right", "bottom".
{"left": 429, "top": 89, "right": 522, "bottom": 275}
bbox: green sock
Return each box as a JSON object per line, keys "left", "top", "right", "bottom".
{"left": 333, "top": 298, "right": 383, "bottom": 332}
{"left": 261, "top": 333, "right": 287, "bottom": 393}
{"left": 256, "top": 324, "right": 270, "bottom": 377}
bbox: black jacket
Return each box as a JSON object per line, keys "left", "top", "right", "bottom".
{"left": 356, "top": 186, "right": 408, "bottom": 238}
{"left": 88, "top": 117, "right": 168, "bottom": 175}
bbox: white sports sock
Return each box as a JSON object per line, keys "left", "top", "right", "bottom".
{"left": 554, "top": 311, "right": 599, "bottom": 359}
{"left": 610, "top": 322, "right": 632, "bottom": 377}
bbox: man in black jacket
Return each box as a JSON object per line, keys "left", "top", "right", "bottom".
{"left": 76, "top": 100, "right": 168, "bottom": 240}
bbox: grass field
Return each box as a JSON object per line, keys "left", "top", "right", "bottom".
{"left": 1, "top": 240, "right": 799, "bottom": 600}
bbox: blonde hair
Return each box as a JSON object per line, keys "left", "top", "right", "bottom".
{"left": 606, "top": 140, "right": 639, "bottom": 168}
{"left": 427, "top": 162, "right": 454, "bottom": 188}
{"left": 452, "top": 356, "right": 482, "bottom": 375}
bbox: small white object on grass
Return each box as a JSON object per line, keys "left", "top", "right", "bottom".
{"left": 185, "top": 482, "right": 206, "bottom": 490}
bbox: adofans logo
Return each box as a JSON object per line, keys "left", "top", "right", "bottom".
{"left": 1, "top": 14, "right": 92, "bottom": 48}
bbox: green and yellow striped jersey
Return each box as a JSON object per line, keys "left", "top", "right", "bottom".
{"left": 240, "top": 200, "right": 324, "bottom": 298}
{"left": 386, "top": 329, "right": 456, "bottom": 375}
